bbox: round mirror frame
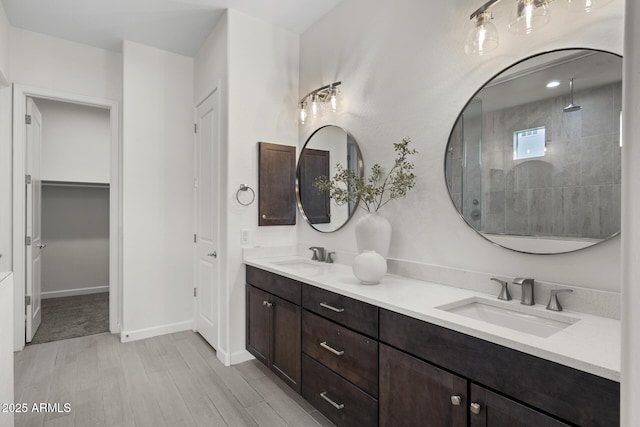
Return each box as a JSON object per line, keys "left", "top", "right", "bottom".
{"left": 444, "top": 48, "right": 622, "bottom": 255}
{"left": 296, "top": 125, "right": 364, "bottom": 233}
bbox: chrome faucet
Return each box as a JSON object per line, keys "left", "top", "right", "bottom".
{"left": 490, "top": 278, "right": 511, "bottom": 301}
{"left": 546, "top": 289, "right": 573, "bottom": 312}
{"left": 309, "top": 246, "right": 326, "bottom": 262}
{"left": 513, "top": 278, "right": 535, "bottom": 305}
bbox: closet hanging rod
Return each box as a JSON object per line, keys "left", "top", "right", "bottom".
{"left": 42, "top": 180, "right": 110, "bottom": 189}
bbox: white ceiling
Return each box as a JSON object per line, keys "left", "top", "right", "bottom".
{"left": 2, "top": 0, "right": 344, "bottom": 56}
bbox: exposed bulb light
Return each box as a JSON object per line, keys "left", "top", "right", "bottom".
{"left": 298, "top": 102, "right": 307, "bottom": 124}
{"left": 546, "top": 80, "right": 561, "bottom": 88}
{"left": 328, "top": 86, "right": 341, "bottom": 112}
{"left": 568, "top": 0, "right": 613, "bottom": 13}
{"left": 310, "top": 95, "right": 321, "bottom": 119}
{"left": 297, "top": 81, "right": 342, "bottom": 125}
{"left": 508, "top": 0, "right": 551, "bottom": 35}
{"left": 465, "top": 11, "right": 499, "bottom": 55}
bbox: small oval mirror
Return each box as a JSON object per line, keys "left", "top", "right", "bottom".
{"left": 445, "top": 49, "right": 622, "bottom": 254}
{"left": 297, "top": 125, "right": 363, "bottom": 232}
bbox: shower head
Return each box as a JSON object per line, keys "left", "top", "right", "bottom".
{"left": 563, "top": 78, "right": 581, "bottom": 113}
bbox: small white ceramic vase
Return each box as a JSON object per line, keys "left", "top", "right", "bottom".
{"left": 354, "top": 212, "right": 392, "bottom": 259}
{"left": 352, "top": 250, "right": 387, "bottom": 285}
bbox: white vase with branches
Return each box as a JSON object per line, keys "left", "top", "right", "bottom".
{"left": 314, "top": 137, "right": 417, "bottom": 259}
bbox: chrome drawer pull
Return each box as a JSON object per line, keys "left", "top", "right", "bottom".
{"left": 319, "top": 302, "right": 344, "bottom": 313}
{"left": 320, "top": 341, "right": 345, "bottom": 356}
{"left": 320, "top": 392, "right": 344, "bottom": 410}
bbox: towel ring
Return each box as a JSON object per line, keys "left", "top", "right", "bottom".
{"left": 236, "top": 184, "right": 255, "bottom": 206}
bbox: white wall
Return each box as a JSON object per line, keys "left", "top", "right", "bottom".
{"left": 41, "top": 185, "right": 109, "bottom": 297}
{"left": 10, "top": 28, "right": 122, "bottom": 102}
{"left": 0, "top": 273, "right": 14, "bottom": 427}
{"left": 0, "top": 0, "right": 12, "bottom": 274}
{"left": 298, "top": 0, "right": 624, "bottom": 293}
{"left": 224, "top": 9, "right": 299, "bottom": 362}
{"left": 37, "top": 99, "right": 111, "bottom": 183}
{"left": 622, "top": 1, "right": 640, "bottom": 424}
{"left": 121, "top": 41, "right": 194, "bottom": 340}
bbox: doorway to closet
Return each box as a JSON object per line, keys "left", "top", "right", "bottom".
{"left": 12, "top": 86, "right": 120, "bottom": 351}
{"left": 28, "top": 97, "right": 111, "bottom": 344}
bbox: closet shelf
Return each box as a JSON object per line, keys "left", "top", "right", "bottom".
{"left": 42, "top": 180, "right": 110, "bottom": 189}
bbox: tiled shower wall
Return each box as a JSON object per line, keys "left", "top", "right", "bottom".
{"left": 447, "top": 82, "right": 622, "bottom": 239}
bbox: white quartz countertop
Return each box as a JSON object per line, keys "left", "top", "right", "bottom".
{"left": 244, "top": 256, "right": 620, "bottom": 382}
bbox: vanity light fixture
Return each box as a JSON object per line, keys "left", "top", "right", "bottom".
{"left": 466, "top": 0, "right": 607, "bottom": 55}
{"left": 298, "top": 81, "right": 342, "bottom": 124}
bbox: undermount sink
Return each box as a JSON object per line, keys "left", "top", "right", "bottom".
{"left": 437, "top": 297, "right": 579, "bottom": 338}
{"left": 271, "top": 259, "right": 324, "bottom": 272}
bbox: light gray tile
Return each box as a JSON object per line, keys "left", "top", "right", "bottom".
{"left": 505, "top": 189, "right": 529, "bottom": 235}
{"left": 578, "top": 84, "right": 615, "bottom": 138}
{"left": 581, "top": 134, "right": 614, "bottom": 186}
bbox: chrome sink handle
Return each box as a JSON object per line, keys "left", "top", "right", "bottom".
{"left": 309, "top": 246, "right": 325, "bottom": 262}
{"left": 513, "top": 278, "right": 535, "bottom": 305}
{"left": 547, "top": 289, "right": 573, "bottom": 312}
{"left": 490, "top": 278, "right": 511, "bottom": 301}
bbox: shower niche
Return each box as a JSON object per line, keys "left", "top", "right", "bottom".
{"left": 445, "top": 49, "right": 623, "bottom": 254}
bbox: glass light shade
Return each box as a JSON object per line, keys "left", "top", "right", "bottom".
{"left": 465, "top": 12, "right": 499, "bottom": 56}
{"left": 298, "top": 102, "right": 308, "bottom": 124}
{"left": 310, "top": 95, "right": 322, "bottom": 119}
{"left": 508, "top": 0, "right": 550, "bottom": 35}
{"left": 326, "top": 87, "right": 341, "bottom": 112}
{"left": 567, "top": 0, "right": 613, "bottom": 12}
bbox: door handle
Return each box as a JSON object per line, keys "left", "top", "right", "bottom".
{"left": 207, "top": 251, "right": 217, "bottom": 258}
{"left": 37, "top": 243, "right": 47, "bottom": 249}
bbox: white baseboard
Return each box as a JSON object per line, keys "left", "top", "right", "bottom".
{"left": 230, "top": 350, "right": 254, "bottom": 365}
{"left": 120, "top": 320, "right": 193, "bottom": 343}
{"left": 216, "top": 348, "right": 254, "bottom": 366}
{"left": 41, "top": 286, "right": 109, "bottom": 299}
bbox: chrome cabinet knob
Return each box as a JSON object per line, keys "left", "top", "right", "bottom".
{"left": 261, "top": 214, "right": 266, "bottom": 219}
{"left": 207, "top": 251, "right": 217, "bottom": 258}
{"left": 450, "top": 395, "right": 462, "bottom": 406}
{"left": 470, "top": 402, "right": 481, "bottom": 415}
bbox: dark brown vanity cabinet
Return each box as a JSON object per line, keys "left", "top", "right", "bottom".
{"left": 246, "top": 266, "right": 301, "bottom": 392}
{"left": 301, "top": 285, "right": 380, "bottom": 427}
{"left": 379, "top": 309, "right": 619, "bottom": 427}
{"left": 380, "top": 344, "right": 570, "bottom": 427}
{"left": 245, "top": 266, "right": 619, "bottom": 427}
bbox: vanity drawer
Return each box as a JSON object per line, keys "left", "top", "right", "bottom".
{"left": 302, "top": 284, "right": 378, "bottom": 338}
{"left": 302, "top": 310, "right": 378, "bottom": 397}
{"left": 246, "top": 265, "right": 301, "bottom": 305}
{"left": 302, "top": 354, "right": 378, "bottom": 427}
{"left": 379, "top": 308, "right": 619, "bottom": 427}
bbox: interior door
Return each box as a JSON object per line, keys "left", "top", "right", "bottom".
{"left": 25, "top": 97, "right": 43, "bottom": 342}
{"left": 194, "top": 90, "right": 219, "bottom": 349}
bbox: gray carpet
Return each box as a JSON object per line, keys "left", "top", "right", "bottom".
{"left": 30, "top": 292, "right": 109, "bottom": 345}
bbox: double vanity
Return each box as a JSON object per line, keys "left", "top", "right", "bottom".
{"left": 244, "top": 256, "right": 620, "bottom": 427}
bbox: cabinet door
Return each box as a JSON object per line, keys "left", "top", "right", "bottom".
{"left": 246, "top": 285, "right": 271, "bottom": 365}
{"left": 379, "top": 344, "right": 467, "bottom": 427}
{"left": 271, "top": 294, "right": 301, "bottom": 393}
{"left": 469, "top": 384, "right": 571, "bottom": 427}
{"left": 258, "top": 142, "right": 296, "bottom": 225}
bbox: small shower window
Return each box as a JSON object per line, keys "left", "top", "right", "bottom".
{"left": 513, "top": 126, "right": 546, "bottom": 160}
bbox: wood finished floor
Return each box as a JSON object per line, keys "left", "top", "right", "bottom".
{"left": 14, "top": 331, "right": 334, "bottom": 427}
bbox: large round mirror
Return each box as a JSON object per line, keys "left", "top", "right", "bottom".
{"left": 445, "top": 49, "right": 622, "bottom": 254}
{"left": 297, "top": 125, "right": 363, "bottom": 232}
